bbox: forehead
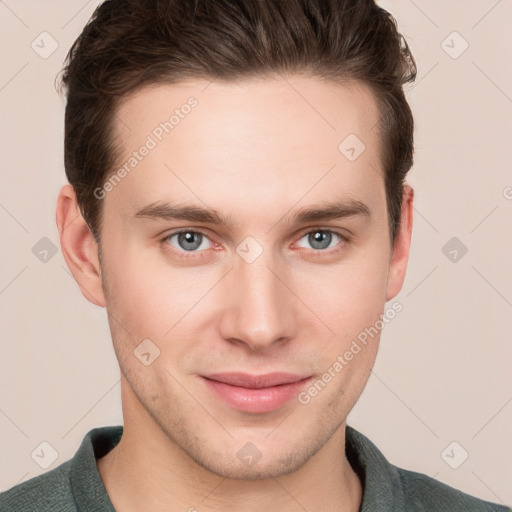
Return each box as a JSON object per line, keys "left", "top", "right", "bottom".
{"left": 106, "top": 75, "right": 384, "bottom": 222}
{"left": 114, "top": 75, "right": 380, "bottom": 151}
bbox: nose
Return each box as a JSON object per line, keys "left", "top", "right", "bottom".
{"left": 218, "top": 250, "right": 298, "bottom": 352}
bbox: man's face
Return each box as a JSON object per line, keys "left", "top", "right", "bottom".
{"left": 95, "top": 75, "right": 406, "bottom": 478}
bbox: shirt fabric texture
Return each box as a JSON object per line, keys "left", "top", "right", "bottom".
{"left": 1, "top": 424, "right": 510, "bottom": 511}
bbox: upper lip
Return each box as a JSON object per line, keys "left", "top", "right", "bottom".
{"left": 202, "top": 372, "right": 310, "bottom": 389}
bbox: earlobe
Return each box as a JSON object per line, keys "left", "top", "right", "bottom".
{"left": 56, "top": 184, "right": 106, "bottom": 307}
{"left": 386, "top": 185, "right": 414, "bottom": 301}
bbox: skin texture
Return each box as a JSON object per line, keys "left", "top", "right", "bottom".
{"left": 56, "top": 75, "right": 413, "bottom": 512}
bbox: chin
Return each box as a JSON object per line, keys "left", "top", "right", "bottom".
{"left": 196, "top": 455, "right": 305, "bottom": 481}
{"left": 181, "top": 432, "right": 330, "bottom": 481}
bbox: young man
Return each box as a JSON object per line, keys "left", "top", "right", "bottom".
{"left": 1, "top": 0, "right": 509, "bottom": 511}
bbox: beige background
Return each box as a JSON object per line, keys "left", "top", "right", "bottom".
{"left": 1, "top": 0, "right": 511, "bottom": 505}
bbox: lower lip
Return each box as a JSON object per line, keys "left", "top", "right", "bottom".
{"left": 202, "top": 377, "right": 311, "bottom": 413}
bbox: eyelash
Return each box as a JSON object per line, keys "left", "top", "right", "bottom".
{"left": 160, "top": 228, "right": 349, "bottom": 260}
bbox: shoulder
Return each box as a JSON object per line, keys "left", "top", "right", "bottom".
{"left": 0, "top": 426, "right": 121, "bottom": 512}
{"left": 345, "top": 425, "right": 510, "bottom": 512}
{"left": 395, "top": 465, "right": 511, "bottom": 512}
{"left": 0, "top": 460, "right": 76, "bottom": 512}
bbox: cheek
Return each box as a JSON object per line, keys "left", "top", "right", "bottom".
{"left": 302, "top": 251, "right": 390, "bottom": 336}
{"left": 101, "top": 237, "right": 219, "bottom": 342}
{"left": 102, "top": 225, "right": 390, "bottom": 346}
{"left": 303, "top": 256, "right": 389, "bottom": 403}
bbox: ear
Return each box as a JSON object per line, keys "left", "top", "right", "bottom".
{"left": 56, "top": 184, "right": 106, "bottom": 307}
{"left": 386, "top": 184, "right": 414, "bottom": 301}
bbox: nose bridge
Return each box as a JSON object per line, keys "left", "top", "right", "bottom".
{"left": 220, "top": 243, "right": 296, "bottom": 350}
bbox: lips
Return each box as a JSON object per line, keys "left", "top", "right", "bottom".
{"left": 204, "top": 372, "right": 307, "bottom": 388}
{"left": 201, "top": 372, "right": 312, "bottom": 413}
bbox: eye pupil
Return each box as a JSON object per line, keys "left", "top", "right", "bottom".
{"left": 309, "top": 230, "right": 332, "bottom": 250}
{"left": 178, "top": 231, "right": 202, "bottom": 251}
{"left": 168, "top": 229, "right": 340, "bottom": 256}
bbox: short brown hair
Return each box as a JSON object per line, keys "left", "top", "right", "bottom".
{"left": 59, "top": 0, "right": 416, "bottom": 243}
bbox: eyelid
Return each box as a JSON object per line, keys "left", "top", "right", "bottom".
{"left": 295, "top": 226, "right": 350, "bottom": 240}
{"left": 291, "top": 227, "right": 349, "bottom": 251}
{"left": 160, "top": 226, "right": 349, "bottom": 258}
{"left": 161, "top": 228, "right": 217, "bottom": 258}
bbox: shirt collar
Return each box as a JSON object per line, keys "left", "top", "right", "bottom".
{"left": 346, "top": 425, "right": 405, "bottom": 511}
{"left": 70, "top": 426, "right": 121, "bottom": 511}
{"left": 69, "top": 424, "right": 403, "bottom": 511}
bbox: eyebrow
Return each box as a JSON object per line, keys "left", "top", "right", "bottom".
{"left": 133, "top": 199, "right": 370, "bottom": 227}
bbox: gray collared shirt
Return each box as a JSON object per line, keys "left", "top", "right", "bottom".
{"left": 1, "top": 425, "right": 510, "bottom": 511}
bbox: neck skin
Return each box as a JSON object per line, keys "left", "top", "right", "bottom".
{"left": 97, "top": 380, "right": 363, "bottom": 512}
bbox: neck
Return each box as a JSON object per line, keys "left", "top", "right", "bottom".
{"left": 97, "top": 383, "right": 362, "bottom": 512}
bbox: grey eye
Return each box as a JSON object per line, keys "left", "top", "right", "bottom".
{"left": 297, "top": 230, "right": 341, "bottom": 251}
{"left": 167, "top": 231, "right": 211, "bottom": 252}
